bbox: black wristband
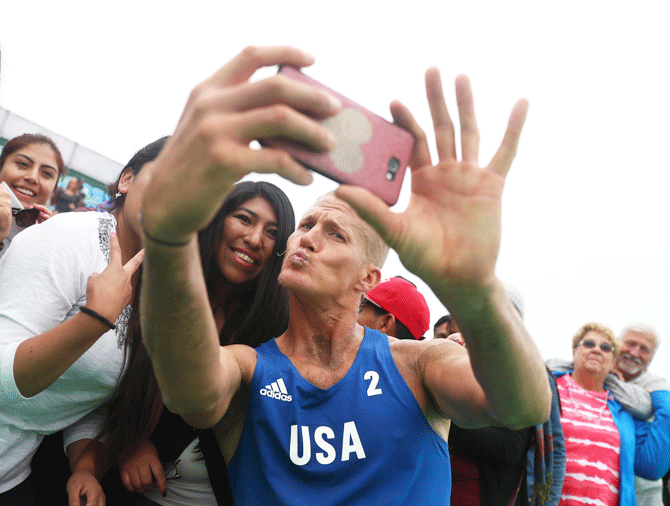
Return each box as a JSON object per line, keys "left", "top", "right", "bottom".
{"left": 139, "top": 211, "right": 191, "bottom": 247}
{"left": 80, "top": 306, "right": 117, "bottom": 330}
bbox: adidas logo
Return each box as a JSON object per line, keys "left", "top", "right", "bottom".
{"left": 260, "top": 378, "right": 293, "bottom": 402}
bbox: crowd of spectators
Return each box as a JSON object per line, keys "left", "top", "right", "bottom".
{"left": 0, "top": 45, "right": 668, "bottom": 506}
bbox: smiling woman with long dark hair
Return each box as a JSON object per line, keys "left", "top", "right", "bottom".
{"left": 67, "top": 180, "right": 295, "bottom": 506}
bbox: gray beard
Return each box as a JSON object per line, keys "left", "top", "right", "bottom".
{"left": 617, "top": 357, "right": 645, "bottom": 377}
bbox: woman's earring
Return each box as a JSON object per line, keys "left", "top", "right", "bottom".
{"left": 115, "top": 192, "right": 122, "bottom": 198}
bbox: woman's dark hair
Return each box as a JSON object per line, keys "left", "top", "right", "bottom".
{"left": 103, "top": 136, "right": 169, "bottom": 211}
{"left": 96, "top": 180, "right": 295, "bottom": 475}
{"left": 199, "top": 181, "right": 294, "bottom": 347}
{"left": 0, "top": 133, "right": 66, "bottom": 177}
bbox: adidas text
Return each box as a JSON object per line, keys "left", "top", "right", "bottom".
{"left": 260, "top": 378, "right": 292, "bottom": 402}
{"left": 260, "top": 389, "right": 292, "bottom": 402}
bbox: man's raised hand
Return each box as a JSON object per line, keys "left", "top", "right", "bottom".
{"left": 336, "top": 68, "right": 528, "bottom": 295}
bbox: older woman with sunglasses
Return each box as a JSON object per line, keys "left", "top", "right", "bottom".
{"left": 551, "top": 322, "right": 670, "bottom": 506}
{"left": 0, "top": 133, "right": 65, "bottom": 257}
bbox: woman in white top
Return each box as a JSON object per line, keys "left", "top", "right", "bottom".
{"left": 0, "top": 137, "right": 158, "bottom": 503}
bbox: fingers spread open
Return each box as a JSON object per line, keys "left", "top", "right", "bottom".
{"left": 425, "top": 67, "right": 456, "bottom": 162}
{"left": 488, "top": 98, "right": 529, "bottom": 177}
{"left": 390, "top": 100, "right": 432, "bottom": 171}
{"left": 455, "top": 75, "right": 480, "bottom": 164}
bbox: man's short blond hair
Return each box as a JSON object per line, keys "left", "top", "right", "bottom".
{"left": 358, "top": 220, "right": 389, "bottom": 269}
{"left": 319, "top": 194, "right": 389, "bottom": 268}
{"left": 571, "top": 322, "right": 621, "bottom": 356}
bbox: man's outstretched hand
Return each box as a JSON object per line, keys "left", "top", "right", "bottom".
{"left": 336, "top": 69, "right": 528, "bottom": 296}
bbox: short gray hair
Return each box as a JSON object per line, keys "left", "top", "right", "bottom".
{"left": 619, "top": 322, "right": 661, "bottom": 355}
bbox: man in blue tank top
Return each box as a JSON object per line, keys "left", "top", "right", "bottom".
{"left": 140, "top": 46, "right": 553, "bottom": 505}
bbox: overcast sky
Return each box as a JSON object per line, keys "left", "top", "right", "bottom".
{"left": 2, "top": 1, "right": 669, "bottom": 373}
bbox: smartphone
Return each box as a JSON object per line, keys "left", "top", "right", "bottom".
{"left": 260, "top": 66, "right": 415, "bottom": 206}
{"left": 0, "top": 181, "right": 23, "bottom": 209}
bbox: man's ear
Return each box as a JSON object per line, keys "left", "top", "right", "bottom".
{"left": 379, "top": 313, "right": 396, "bottom": 336}
{"left": 117, "top": 169, "right": 135, "bottom": 195}
{"left": 357, "top": 265, "right": 381, "bottom": 293}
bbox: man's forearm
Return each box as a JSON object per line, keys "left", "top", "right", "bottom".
{"left": 438, "top": 278, "right": 551, "bottom": 427}
{"left": 141, "top": 238, "right": 226, "bottom": 414}
{"left": 605, "top": 374, "right": 653, "bottom": 419}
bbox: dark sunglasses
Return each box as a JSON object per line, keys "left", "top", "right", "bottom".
{"left": 12, "top": 208, "right": 40, "bottom": 228}
{"left": 163, "top": 460, "right": 181, "bottom": 480}
{"left": 579, "top": 339, "right": 614, "bottom": 353}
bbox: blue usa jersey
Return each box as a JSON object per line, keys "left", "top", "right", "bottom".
{"left": 227, "top": 327, "right": 451, "bottom": 505}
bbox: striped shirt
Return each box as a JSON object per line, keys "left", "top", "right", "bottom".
{"left": 557, "top": 374, "right": 620, "bottom": 506}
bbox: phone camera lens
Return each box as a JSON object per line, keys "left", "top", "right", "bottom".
{"left": 386, "top": 157, "right": 400, "bottom": 181}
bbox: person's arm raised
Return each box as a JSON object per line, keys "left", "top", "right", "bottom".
{"left": 336, "top": 68, "right": 550, "bottom": 428}
{"left": 140, "top": 46, "right": 340, "bottom": 426}
{"left": 141, "top": 45, "right": 340, "bottom": 246}
{"left": 11, "top": 233, "right": 143, "bottom": 398}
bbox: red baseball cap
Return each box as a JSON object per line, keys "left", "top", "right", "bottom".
{"left": 365, "top": 277, "right": 430, "bottom": 340}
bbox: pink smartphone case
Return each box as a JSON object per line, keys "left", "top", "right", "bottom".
{"left": 262, "top": 66, "right": 415, "bottom": 206}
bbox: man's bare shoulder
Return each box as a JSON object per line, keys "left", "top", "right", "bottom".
{"left": 389, "top": 338, "right": 468, "bottom": 406}
{"left": 389, "top": 337, "right": 467, "bottom": 369}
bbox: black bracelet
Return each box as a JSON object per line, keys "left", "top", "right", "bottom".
{"left": 80, "top": 306, "right": 117, "bottom": 330}
{"left": 139, "top": 211, "right": 191, "bottom": 247}
{"left": 143, "top": 227, "right": 191, "bottom": 247}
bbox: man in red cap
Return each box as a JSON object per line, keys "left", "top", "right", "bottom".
{"left": 357, "top": 276, "right": 429, "bottom": 340}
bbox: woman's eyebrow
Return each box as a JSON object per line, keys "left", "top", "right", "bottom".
{"left": 237, "top": 206, "right": 278, "bottom": 226}
{"left": 41, "top": 163, "right": 58, "bottom": 173}
{"left": 15, "top": 153, "right": 34, "bottom": 164}
{"left": 14, "top": 153, "right": 57, "bottom": 173}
